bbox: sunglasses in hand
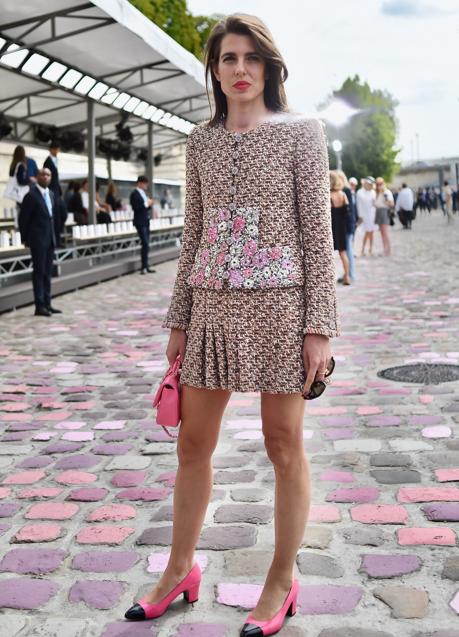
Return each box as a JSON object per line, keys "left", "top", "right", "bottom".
{"left": 302, "top": 356, "right": 335, "bottom": 400}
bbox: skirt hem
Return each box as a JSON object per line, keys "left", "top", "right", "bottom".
{"left": 181, "top": 378, "right": 303, "bottom": 395}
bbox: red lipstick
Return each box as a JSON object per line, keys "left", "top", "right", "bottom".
{"left": 233, "top": 81, "right": 251, "bottom": 89}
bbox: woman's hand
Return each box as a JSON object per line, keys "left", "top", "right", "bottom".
{"left": 302, "top": 334, "right": 332, "bottom": 395}
{"left": 166, "top": 328, "right": 187, "bottom": 366}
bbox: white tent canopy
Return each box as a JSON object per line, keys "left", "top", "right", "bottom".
{"left": 0, "top": 0, "right": 210, "bottom": 149}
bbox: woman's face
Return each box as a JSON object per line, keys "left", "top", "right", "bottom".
{"left": 214, "top": 33, "right": 267, "bottom": 105}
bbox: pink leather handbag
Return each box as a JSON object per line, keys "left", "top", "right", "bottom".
{"left": 152, "top": 355, "right": 182, "bottom": 438}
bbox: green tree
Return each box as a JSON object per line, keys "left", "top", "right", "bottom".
{"left": 129, "top": 0, "right": 220, "bottom": 59}
{"left": 325, "top": 75, "right": 400, "bottom": 182}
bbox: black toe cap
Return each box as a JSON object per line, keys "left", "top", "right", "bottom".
{"left": 240, "top": 624, "right": 264, "bottom": 637}
{"left": 124, "top": 603, "right": 146, "bottom": 620}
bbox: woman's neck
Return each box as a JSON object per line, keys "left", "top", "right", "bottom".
{"left": 224, "top": 97, "right": 272, "bottom": 133}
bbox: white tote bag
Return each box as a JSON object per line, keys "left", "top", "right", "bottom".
{"left": 4, "top": 163, "right": 29, "bottom": 203}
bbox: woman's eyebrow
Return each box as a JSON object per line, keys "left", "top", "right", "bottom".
{"left": 220, "top": 51, "right": 259, "bottom": 57}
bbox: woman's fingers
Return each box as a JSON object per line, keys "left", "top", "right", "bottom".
{"left": 303, "top": 363, "right": 317, "bottom": 394}
{"left": 315, "top": 360, "right": 328, "bottom": 383}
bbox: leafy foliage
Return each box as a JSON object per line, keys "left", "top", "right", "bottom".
{"left": 326, "top": 75, "right": 400, "bottom": 182}
{"left": 129, "top": 0, "right": 220, "bottom": 59}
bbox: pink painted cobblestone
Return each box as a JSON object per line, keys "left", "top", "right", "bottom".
{"left": 0, "top": 214, "right": 457, "bottom": 635}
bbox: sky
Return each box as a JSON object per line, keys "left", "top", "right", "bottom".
{"left": 187, "top": 0, "right": 458, "bottom": 163}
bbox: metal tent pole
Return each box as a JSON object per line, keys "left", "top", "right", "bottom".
{"left": 87, "top": 100, "right": 96, "bottom": 225}
{"left": 147, "top": 121, "right": 154, "bottom": 197}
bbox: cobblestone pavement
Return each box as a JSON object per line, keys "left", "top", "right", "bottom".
{"left": 0, "top": 211, "right": 458, "bottom": 637}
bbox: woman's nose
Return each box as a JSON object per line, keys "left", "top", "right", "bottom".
{"left": 235, "top": 57, "right": 247, "bottom": 75}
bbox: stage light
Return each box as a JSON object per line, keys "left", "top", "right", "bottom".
{"left": 88, "top": 82, "right": 108, "bottom": 100}
{"left": 41, "top": 61, "right": 67, "bottom": 82}
{"left": 35, "top": 123, "right": 57, "bottom": 144}
{"left": 74, "top": 75, "right": 97, "bottom": 95}
{"left": 116, "top": 115, "right": 133, "bottom": 143}
{"left": 59, "top": 68, "right": 83, "bottom": 89}
{"left": 22, "top": 53, "right": 49, "bottom": 76}
{"left": 0, "top": 44, "right": 29, "bottom": 68}
{"left": 59, "top": 130, "right": 85, "bottom": 153}
{"left": 0, "top": 115, "right": 13, "bottom": 139}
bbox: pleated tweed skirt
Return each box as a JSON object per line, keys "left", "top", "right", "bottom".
{"left": 180, "top": 286, "right": 307, "bottom": 394}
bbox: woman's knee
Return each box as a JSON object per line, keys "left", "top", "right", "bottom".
{"left": 264, "top": 432, "right": 305, "bottom": 471}
{"left": 177, "top": 430, "right": 215, "bottom": 465}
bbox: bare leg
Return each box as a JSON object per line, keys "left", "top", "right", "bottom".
{"left": 339, "top": 250, "right": 350, "bottom": 283}
{"left": 249, "top": 392, "right": 309, "bottom": 621}
{"left": 380, "top": 224, "right": 391, "bottom": 255}
{"left": 361, "top": 231, "right": 369, "bottom": 256}
{"left": 142, "top": 385, "right": 231, "bottom": 603}
{"left": 369, "top": 231, "right": 374, "bottom": 255}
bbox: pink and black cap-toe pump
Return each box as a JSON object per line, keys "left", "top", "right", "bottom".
{"left": 124, "top": 562, "right": 201, "bottom": 621}
{"left": 239, "top": 579, "right": 299, "bottom": 637}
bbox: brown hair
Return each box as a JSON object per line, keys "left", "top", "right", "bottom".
{"left": 9, "top": 145, "right": 26, "bottom": 176}
{"left": 107, "top": 181, "right": 117, "bottom": 197}
{"left": 204, "top": 13, "right": 289, "bottom": 127}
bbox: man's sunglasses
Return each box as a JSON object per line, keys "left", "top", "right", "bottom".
{"left": 303, "top": 356, "right": 335, "bottom": 400}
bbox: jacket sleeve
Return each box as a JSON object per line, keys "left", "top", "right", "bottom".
{"left": 162, "top": 129, "right": 203, "bottom": 330}
{"left": 294, "top": 118, "right": 339, "bottom": 338}
{"left": 18, "top": 193, "right": 32, "bottom": 245}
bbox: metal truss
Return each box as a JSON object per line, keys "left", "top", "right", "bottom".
{"left": 0, "top": 4, "right": 115, "bottom": 50}
{"left": 0, "top": 227, "right": 183, "bottom": 287}
{"left": 0, "top": 2, "right": 205, "bottom": 125}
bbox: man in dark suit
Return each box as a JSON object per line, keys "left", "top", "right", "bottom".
{"left": 44, "top": 140, "right": 67, "bottom": 247}
{"left": 129, "top": 175, "right": 156, "bottom": 274}
{"left": 18, "top": 168, "right": 62, "bottom": 317}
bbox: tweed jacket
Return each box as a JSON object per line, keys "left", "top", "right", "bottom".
{"left": 163, "top": 114, "right": 339, "bottom": 338}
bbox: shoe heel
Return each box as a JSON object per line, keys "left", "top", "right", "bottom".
{"left": 183, "top": 583, "right": 200, "bottom": 604}
{"left": 287, "top": 595, "right": 297, "bottom": 616}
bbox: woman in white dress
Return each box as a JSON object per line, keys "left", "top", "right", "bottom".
{"left": 356, "top": 176, "right": 376, "bottom": 256}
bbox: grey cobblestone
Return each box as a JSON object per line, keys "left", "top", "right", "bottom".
{"left": 0, "top": 213, "right": 458, "bottom": 636}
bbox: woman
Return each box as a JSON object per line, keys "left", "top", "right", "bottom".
{"left": 357, "top": 176, "right": 377, "bottom": 256}
{"left": 68, "top": 181, "right": 88, "bottom": 225}
{"left": 105, "top": 181, "right": 122, "bottom": 212}
{"left": 124, "top": 14, "right": 339, "bottom": 636}
{"left": 330, "top": 170, "right": 351, "bottom": 285}
{"left": 374, "top": 177, "right": 394, "bottom": 256}
{"left": 8, "top": 146, "right": 29, "bottom": 209}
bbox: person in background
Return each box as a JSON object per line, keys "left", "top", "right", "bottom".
{"left": 130, "top": 176, "right": 156, "bottom": 274}
{"left": 9, "top": 145, "right": 29, "bottom": 188}
{"left": 106, "top": 182, "right": 123, "bottom": 212}
{"left": 330, "top": 171, "right": 351, "bottom": 285}
{"left": 395, "top": 183, "right": 414, "bottom": 229}
{"left": 95, "top": 182, "right": 112, "bottom": 215}
{"left": 44, "top": 141, "right": 67, "bottom": 247}
{"left": 357, "top": 176, "right": 376, "bottom": 255}
{"left": 26, "top": 155, "right": 39, "bottom": 185}
{"left": 7, "top": 146, "right": 29, "bottom": 213}
{"left": 338, "top": 172, "right": 359, "bottom": 283}
{"left": 374, "top": 177, "right": 394, "bottom": 256}
{"left": 442, "top": 181, "right": 453, "bottom": 223}
{"left": 425, "top": 187, "right": 432, "bottom": 213}
{"left": 69, "top": 181, "right": 88, "bottom": 225}
{"left": 64, "top": 181, "right": 76, "bottom": 210}
{"left": 18, "top": 168, "right": 62, "bottom": 317}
